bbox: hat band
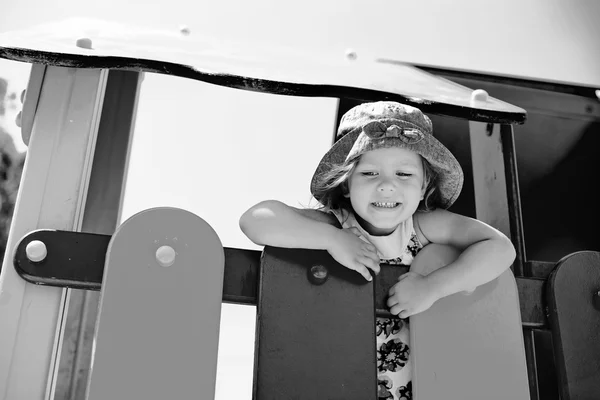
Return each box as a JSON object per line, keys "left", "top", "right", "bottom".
{"left": 362, "top": 121, "right": 424, "bottom": 144}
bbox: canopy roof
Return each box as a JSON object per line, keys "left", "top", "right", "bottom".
{"left": 0, "top": 18, "right": 526, "bottom": 124}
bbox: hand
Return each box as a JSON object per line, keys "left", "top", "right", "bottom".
{"left": 387, "top": 272, "right": 439, "bottom": 318}
{"left": 327, "top": 227, "right": 380, "bottom": 281}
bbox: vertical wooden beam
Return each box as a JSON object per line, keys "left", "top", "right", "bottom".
{"left": 20, "top": 63, "right": 45, "bottom": 147}
{"left": 53, "top": 70, "right": 143, "bottom": 400}
{"left": 469, "top": 91, "right": 533, "bottom": 399}
{"left": 501, "top": 124, "right": 527, "bottom": 276}
{"left": 469, "top": 120, "right": 511, "bottom": 237}
{"left": 0, "top": 66, "right": 107, "bottom": 399}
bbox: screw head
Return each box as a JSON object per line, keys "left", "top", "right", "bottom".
{"left": 308, "top": 264, "right": 329, "bottom": 285}
{"left": 179, "top": 25, "right": 191, "bottom": 36}
{"left": 156, "top": 246, "right": 176, "bottom": 267}
{"left": 75, "top": 38, "right": 93, "bottom": 49}
{"left": 26, "top": 240, "right": 47, "bottom": 263}
{"left": 471, "top": 89, "right": 489, "bottom": 103}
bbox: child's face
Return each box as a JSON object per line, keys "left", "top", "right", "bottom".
{"left": 345, "top": 147, "right": 425, "bottom": 236}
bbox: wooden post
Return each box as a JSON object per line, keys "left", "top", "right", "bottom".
{"left": 0, "top": 65, "right": 109, "bottom": 399}
{"left": 54, "top": 70, "right": 143, "bottom": 400}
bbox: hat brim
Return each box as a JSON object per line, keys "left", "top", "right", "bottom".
{"left": 310, "top": 128, "right": 463, "bottom": 209}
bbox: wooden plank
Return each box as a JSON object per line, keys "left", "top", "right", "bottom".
{"left": 11, "top": 240, "right": 550, "bottom": 328}
{"left": 87, "top": 207, "right": 225, "bottom": 400}
{"left": 469, "top": 120, "right": 511, "bottom": 238}
{"left": 501, "top": 124, "right": 527, "bottom": 276}
{"left": 255, "top": 246, "right": 376, "bottom": 399}
{"left": 20, "top": 63, "right": 45, "bottom": 146}
{"left": 527, "top": 261, "right": 556, "bottom": 279}
{"left": 410, "top": 244, "right": 530, "bottom": 400}
{"left": 0, "top": 66, "right": 107, "bottom": 399}
{"left": 547, "top": 251, "right": 600, "bottom": 400}
{"left": 54, "top": 70, "right": 142, "bottom": 400}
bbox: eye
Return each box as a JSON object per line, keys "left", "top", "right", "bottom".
{"left": 396, "top": 172, "right": 413, "bottom": 178}
{"left": 360, "top": 171, "right": 378, "bottom": 176}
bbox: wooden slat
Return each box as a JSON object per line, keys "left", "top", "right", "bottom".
{"left": 527, "top": 261, "right": 556, "bottom": 279}
{"left": 55, "top": 70, "right": 142, "bottom": 400}
{"left": 254, "top": 246, "right": 376, "bottom": 400}
{"left": 501, "top": 124, "right": 527, "bottom": 276}
{"left": 221, "top": 251, "right": 549, "bottom": 327}
{"left": 547, "top": 251, "right": 600, "bottom": 400}
{"left": 87, "top": 208, "right": 224, "bottom": 400}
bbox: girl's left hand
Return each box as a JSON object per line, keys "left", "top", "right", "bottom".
{"left": 387, "top": 272, "right": 439, "bottom": 319}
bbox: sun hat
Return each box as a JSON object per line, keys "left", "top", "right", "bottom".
{"left": 310, "top": 101, "right": 463, "bottom": 209}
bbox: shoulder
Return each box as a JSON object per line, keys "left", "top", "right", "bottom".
{"left": 413, "top": 209, "right": 469, "bottom": 245}
{"left": 414, "top": 209, "right": 509, "bottom": 249}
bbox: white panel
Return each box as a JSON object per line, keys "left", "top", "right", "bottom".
{"left": 0, "top": 66, "right": 107, "bottom": 399}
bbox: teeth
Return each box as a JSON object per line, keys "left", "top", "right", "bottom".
{"left": 372, "top": 202, "right": 399, "bottom": 208}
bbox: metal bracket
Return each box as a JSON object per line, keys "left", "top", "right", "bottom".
{"left": 13, "top": 229, "right": 109, "bottom": 290}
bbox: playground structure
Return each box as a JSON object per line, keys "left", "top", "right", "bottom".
{"left": 0, "top": 18, "right": 599, "bottom": 400}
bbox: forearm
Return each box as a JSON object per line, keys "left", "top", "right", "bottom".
{"left": 239, "top": 200, "right": 338, "bottom": 250}
{"left": 425, "top": 237, "right": 516, "bottom": 299}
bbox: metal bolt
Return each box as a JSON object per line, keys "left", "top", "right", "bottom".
{"left": 26, "top": 240, "right": 47, "bottom": 263}
{"left": 179, "top": 25, "right": 191, "bottom": 36}
{"left": 308, "top": 265, "right": 328, "bottom": 285}
{"left": 75, "top": 38, "right": 93, "bottom": 49}
{"left": 156, "top": 245, "right": 176, "bottom": 267}
{"left": 470, "top": 89, "right": 488, "bottom": 103}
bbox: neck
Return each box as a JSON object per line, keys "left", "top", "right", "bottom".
{"left": 353, "top": 213, "right": 396, "bottom": 236}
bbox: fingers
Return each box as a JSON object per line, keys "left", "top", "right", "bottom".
{"left": 386, "top": 296, "right": 398, "bottom": 308}
{"left": 389, "top": 304, "right": 411, "bottom": 318}
{"left": 357, "top": 254, "right": 380, "bottom": 275}
{"left": 351, "top": 262, "right": 373, "bottom": 281}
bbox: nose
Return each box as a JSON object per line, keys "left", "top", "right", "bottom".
{"left": 377, "top": 177, "right": 396, "bottom": 192}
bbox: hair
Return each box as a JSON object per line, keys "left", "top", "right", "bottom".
{"left": 313, "top": 153, "right": 440, "bottom": 213}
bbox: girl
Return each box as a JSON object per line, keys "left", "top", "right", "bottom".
{"left": 239, "top": 101, "right": 516, "bottom": 400}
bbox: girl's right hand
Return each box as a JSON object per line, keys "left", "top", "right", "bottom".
{"left": 327, "top": 227, "right": 380, "bottom": 281}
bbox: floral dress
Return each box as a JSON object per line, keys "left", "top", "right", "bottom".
{"left": 329, "top": 208, "right": 424, "bottom": 400}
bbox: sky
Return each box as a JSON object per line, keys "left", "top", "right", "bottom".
{"left": 1, "top": 1, "right": 599, "bottom": 399}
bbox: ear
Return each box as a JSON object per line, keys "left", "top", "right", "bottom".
{"left": 343, "top": 191, "right": 350, "bottom": 198}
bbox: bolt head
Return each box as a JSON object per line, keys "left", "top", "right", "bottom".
{"left": 26, "top": 240, "right": 47, "bottom": 263}
{"left": 471, "top": 89, "right": 489, "bottom": 103}
{"left": 75, "top": 38, "right": 93, "bottom": 49}
{"left": 308, "top": 265, "right": 328, "bottom": 285}
{"left": 156, "top": 245, "right": 176, "bottom": 267}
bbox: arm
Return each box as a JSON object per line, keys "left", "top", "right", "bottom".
{"left": 414, "top": 209, "right": 516, "bottom": 299}
{"left": 239, "top": 200, "right": 380, "bottom": 280}
{"left": 239, "top": 200, "right": 340, "bottom": 249}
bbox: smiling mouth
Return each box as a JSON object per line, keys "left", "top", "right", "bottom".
{"left": 371, "top": 202, "right": 401, "bottom": 208}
